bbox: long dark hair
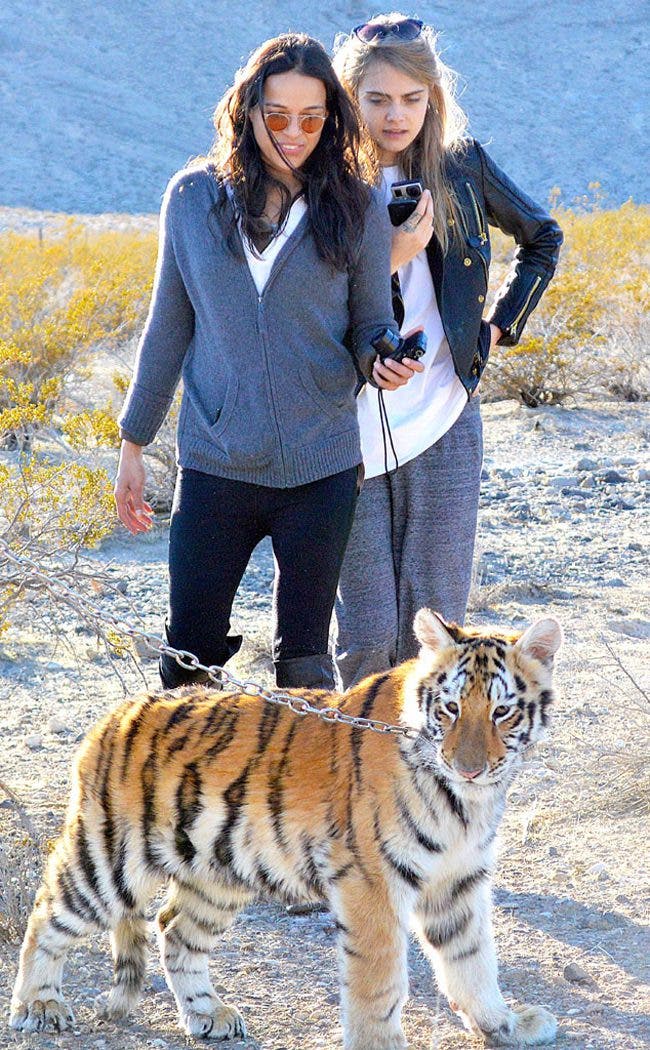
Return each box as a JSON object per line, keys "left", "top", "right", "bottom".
{"left": 210, "top": 33, "right": 375, "bottom": 271}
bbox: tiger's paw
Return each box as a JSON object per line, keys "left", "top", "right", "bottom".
{"left": 479, "top": 1003, "right": 558, "bottom": 1046}
{"left": 94, "top": 987, "right": 140, "bottom": 1020}
{"left": 9, "top": 996, "right": 75, "bottom": 1033}
{"left": 508, "top": 1004, "right": 557, "bottom": 1045}
{"left": 344, "top": 1027, "right": 408, "bottom": 1049}
{"left": 181, "top": 1003, "right": 246, "bottom": 1040}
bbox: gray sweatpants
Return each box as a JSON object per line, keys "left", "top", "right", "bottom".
{"left": 333, "top": 396, "right": 483, "bottom": 690}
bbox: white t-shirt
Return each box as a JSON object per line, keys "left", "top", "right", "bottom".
{"left": 357, "top": 166, "right": 467, "bottom": 479}
{"left": 239, "top": 196, "right": 308, "bottom": 295}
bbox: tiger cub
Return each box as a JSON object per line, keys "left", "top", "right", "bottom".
{"left": 10, "top": 610, "right": 562, "bottom": 1048}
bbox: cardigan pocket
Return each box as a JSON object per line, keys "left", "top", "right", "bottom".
{"left": 209, "top": 373, "right": 240, "bottom": 439}
{"left": 297, "top": 361, "right": 353, "bottom": 422}
{"left": 181, "top": 372, "right": 274, "bottom": 470}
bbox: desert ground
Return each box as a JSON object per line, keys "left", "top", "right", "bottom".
{"left": 0, "top": 392, "right": 648, "bottom": 1050}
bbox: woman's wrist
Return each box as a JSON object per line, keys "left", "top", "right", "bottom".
{"left": 120, "top": 437, "right": 144, "bottom": 455}
{"left": 489, "top": 323, "right": 503, "bottom": 349}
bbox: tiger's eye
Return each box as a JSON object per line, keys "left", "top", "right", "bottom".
{"left": 444, "top": 702, "right": 459, "bottom": 717}
{"left": 493, "top": 705, "right": 511, "bottom": 719}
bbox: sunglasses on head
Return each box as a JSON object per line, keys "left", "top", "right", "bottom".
{"left": 263, "top": 111, "right": 328, "bottom": 134}
{"left": 353, "top": 17, "right": 424, "bottom": 43}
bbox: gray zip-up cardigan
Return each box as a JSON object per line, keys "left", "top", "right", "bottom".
{"left": 118, "top": 165, "right": 397, "bottom": 488}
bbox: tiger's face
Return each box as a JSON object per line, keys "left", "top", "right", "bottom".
{"left": 405, "top": 610, "right": 563, "bottom": 788}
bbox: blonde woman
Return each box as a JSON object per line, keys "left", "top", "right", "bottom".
{"left": 333, "top": 14, "right": 563, "bottom": 689}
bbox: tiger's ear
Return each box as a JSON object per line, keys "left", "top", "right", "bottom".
{"left": 414, "top": 608, "right": 457, "bottom": 652}
{"left": 515, "top": 618, "right": 563, "bottom": 666}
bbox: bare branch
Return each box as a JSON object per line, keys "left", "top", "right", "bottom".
{"left": 603, "top": 640, "right": 649, "bottom": 705}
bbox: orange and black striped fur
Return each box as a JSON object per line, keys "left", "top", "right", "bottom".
{"left": 10, "top": 610, "right": 562, "bottom": 1048}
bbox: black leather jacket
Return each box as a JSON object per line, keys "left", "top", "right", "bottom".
{"left": 392, "top": 139, "right": 563, "bottom": 395}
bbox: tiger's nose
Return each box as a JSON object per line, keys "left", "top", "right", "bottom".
{"left": 456, "top": 765, "right": 484, "bottom": 780}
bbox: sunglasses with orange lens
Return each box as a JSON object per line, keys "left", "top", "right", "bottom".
{"left": 264, "top": 112, "right": 327, "bottom": 135}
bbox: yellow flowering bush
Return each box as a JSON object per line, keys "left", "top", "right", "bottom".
{"left": 0, "top": 458, "right": 115, "bottom": 634}
{"left": 62, "top": 407, "right": 121, "bottom": 450}
{"left": 0, "top": 223, "right": 155, "bottom": 434}
{"left": 483, "top": 189, "right": 650, "bottom": 404}
{"left": 0, "top": 221, "right": 155, "bottom": 632}
{"left": 1, "top": 459, "right": 114, "bottom": 549}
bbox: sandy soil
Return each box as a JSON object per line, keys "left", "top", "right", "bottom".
{"left": 0, "top": 399, "right": 649, "bottom": 1049}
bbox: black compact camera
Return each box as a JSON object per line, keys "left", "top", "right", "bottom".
{"left": 372, "top": 328, "right": 427, "bottom": 364}
{"left": 387, "top": 179, "right": 423, "bottom": 227}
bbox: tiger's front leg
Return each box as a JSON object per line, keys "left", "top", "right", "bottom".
{"left": 414, "top": 875, "right": 557, "bottom": 1046}
{"left": 331, "top": 872, "right": 410, "bottom": 1050}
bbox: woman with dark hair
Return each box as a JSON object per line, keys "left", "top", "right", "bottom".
{"left": 332, "top": 15, "right": 563, "bottom": 689}
{"left": 114, "top": 33, "right": 407, "bottom": 690}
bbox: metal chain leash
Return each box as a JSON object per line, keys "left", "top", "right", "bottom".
{"left": 0, "top": 542, "right": 419, "bottom": 741}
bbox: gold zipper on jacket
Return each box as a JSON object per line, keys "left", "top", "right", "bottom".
{"left": 510, "top": 275, "right": 542, "bottom": 339}
{"left": 466, "top": 181, "right": 487, "bottom": 244}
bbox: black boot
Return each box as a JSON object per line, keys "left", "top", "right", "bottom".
{"left": 159, "top": 627, "right": 243, "bottom": 691}
{"left": 274, "top": 652, "right": 335, "bottom": 690}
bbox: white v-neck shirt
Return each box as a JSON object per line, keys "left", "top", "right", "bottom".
{"left": 240, "top": 196, "right": 308, "bottom": 295}
{"left": 356, "top": 166, "right": 467, "bottom": 478}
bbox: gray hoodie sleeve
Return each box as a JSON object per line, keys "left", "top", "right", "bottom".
{"left": 117, "top": 174, "right": 195, "bottom": 445}
{"left": 347, "top": 189, "right": 399, "bottom": 381}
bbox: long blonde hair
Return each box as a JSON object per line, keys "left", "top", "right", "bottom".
{"left": 333, "top": 13, "right": 468, "bottom": 251}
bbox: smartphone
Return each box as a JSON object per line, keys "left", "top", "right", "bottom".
{"left": 387, "top": 179, "right": 423, "bottom": 227}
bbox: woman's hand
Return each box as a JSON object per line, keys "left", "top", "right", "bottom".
{"left": 489, "top": 322, "right": 503, "bottom": 350}
{"left": 114, "top": 440, "right": 154, "bottom": 534}
{"left": 472, "top": 324, "right": 503, "bottom": 397}
{"left": 390, "top": 189, "right": 434, "bottom": 273}
{"left": 373, "top": 353, "right": 424, "bottom": 391}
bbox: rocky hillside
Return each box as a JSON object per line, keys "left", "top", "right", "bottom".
{"left": 0, "top": 0, "right": 646, "bottom": 214}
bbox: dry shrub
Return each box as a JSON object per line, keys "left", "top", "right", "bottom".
{"left": 603, "top": 750, "right": 649, "bottom": 819}
{"left": 482, "top": 187, "right": 650, "bottom": 405}
{"left": 0, "top": 454, "right": 116, "bottom": 635}
{"left": 0, "top": 222, "right": 155, "bottom": 445}
{"left": 0, "top": 833, "right": 45, "bottom": 944}
{"left": 0, "top": 783, "right": 48, "bottom": 944}
{"left": 596, "top": 645, "right": 650, "bottom": 819}
{"left": 0, "top": 221, "right": 165, "bottom": 635}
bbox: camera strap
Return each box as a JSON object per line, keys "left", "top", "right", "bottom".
{"left": 377, "top": 389, "right": 402, "bottom": 621}
{"left": 377, "top": 388, "right": 400, "bottom": 475}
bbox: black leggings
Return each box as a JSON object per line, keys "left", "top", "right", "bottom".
{"left": 160, "top": 466, "right": 358, "bottom": 690}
